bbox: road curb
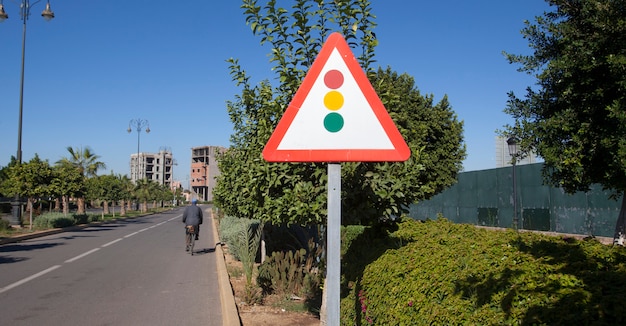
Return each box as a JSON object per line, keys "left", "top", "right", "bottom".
{"left": 211, "top": 210, "right": 242, "bottom": 326}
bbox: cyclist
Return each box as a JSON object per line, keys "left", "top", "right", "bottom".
{"left": 182, "top": 198, "right": 203, "bottom": 243}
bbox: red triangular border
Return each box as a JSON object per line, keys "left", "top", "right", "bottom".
{"left": 262, "top": 32, "right": 410, "bottom": 162}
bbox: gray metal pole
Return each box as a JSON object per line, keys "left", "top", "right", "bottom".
{"left": 326, "top": 163, "right": 341, "bottom": 325}
{"left": 137, "top": 129, "right": 140, "bottom": 181}
{"left": 128, "top": 118, "right": 149, "bottom": 183}
{"left": 17, "top": 1, "right": 27, "bottom": 166}
{"left": 512, "top": 160, "right": 518, "bottom": 230}
{"left": 10, "top": 1, "right": 30, "bottom": 226}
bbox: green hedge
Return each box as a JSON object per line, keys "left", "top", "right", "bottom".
{"left": 33, "top": 212, "right": 76, "bottom": 230}
{"left": 340, "top": 218, "right": 626, "bottom": 325}
{"left": 32, "top": 212, "right": 100, "bottom": 230}
{"left": 0, "top": 218, "right": 10, "bottom": 231}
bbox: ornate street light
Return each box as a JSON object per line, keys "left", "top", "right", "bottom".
{"left": 1, "top": 0, "right": 56, "bottom": 226}
{"left": 507, "top": 137, "right": 519, "bottom": 230}
{"left": 127, "top": 119, "right": 150, "bottom": 183}
{"left": 0, "top": 3, "right": 8, "bottom": 21}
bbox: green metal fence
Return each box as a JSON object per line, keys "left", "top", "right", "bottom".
{"left": 408, "top": 163, "right": 621, "bottom": 237}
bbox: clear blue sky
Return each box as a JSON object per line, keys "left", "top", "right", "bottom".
{"left": 0, "top": 0, "right": 549, "bottom": 183}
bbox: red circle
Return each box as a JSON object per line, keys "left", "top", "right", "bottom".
{"left": 324, "top": 70, "right": 344, "bottom": 89}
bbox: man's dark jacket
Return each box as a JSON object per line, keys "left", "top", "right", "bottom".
{"left": 182, "top": 203, "right": 203, "bottom": 226}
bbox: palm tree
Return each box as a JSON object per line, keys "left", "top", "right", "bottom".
{"left": 56, "top": 146, "right": 106, "bottom": 214}
{"left": 117, "top": 174, "right": 132, "bottom": 216}
{"left": 134, "top": 178, "right": 154, "bottom": 213}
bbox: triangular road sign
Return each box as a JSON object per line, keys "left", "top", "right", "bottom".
{"left": 263, "top": 32, "right": 410, "bottom": 162}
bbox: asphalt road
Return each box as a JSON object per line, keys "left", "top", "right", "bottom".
{"left": 0, "top": 207, "right": 222, "bottom": 326}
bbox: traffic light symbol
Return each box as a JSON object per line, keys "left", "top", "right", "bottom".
{"left": 262, "top": 32, "right": 410, "bottom": 163}
{"left": 323, "top": 69, "right": 344, "bottom": 133}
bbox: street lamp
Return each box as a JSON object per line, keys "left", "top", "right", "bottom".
{"left": 1, "top": 0, "right": 55, "bottom": 227}
{"left": 127, "top": 119, "right": 150, "bottom": 184}
{"left": 507, "top": 137, "right": 519, "bottom": 230}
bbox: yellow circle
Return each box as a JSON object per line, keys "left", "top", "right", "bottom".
{"left": 324, "top": 91, "right": 344, "bottom": 111}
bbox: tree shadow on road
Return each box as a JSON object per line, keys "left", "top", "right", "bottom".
{"left": 0, "top": 255, "right": 27, "bottom": 264}
{"left": 0, "top": 242, "right": 63, "bottom": 253}
{"left": 0, "top": 242, "right": 64, "bottom": 265}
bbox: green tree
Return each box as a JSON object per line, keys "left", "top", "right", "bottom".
{"left": 502, "top": 0, "right": 626, "bottom": 244}
{"left": 215, "top": 0, "right": 377, "bottom": 226}
{"left": 0, "top": 157, "right": 22, "bottom": 200}
{"left": 117, "top": 174, "right": 133, "bottom": 216}
{"left": 0, "top": 156, "right": 18, "bottom": 197}
{"left": 86, "top": 174, "right": 124, "bottom": 216}
{"left": 149, "top": 182, "right": 163, "bottom": 209}
{"left": 20, "top": 156, "right": 54, "bottom": 223}
{"left": 134, "top": 179, "right": 157, "bottom": 213}
{"left": 214, "top": 0, "right": 465, "bottom": 226}
{"left": 173, "top": 185, "right": 184, "bottom": 206}
{"left": 57, "top": 146, "right": 106, "bottom": 214}
{"left": 50, "top": 164, "right": 84, "bottom": 216}
{"left": 341, "top": 67, "right": 465, "bottom": 223}
{"left": 0, "top": 155, "right": 54, "bottom": 225}
{"left": 156, "top": 183, "right": 174, "bottom": 207}
{"left": 0, "top": 163, "right": 24, "bottom": 201}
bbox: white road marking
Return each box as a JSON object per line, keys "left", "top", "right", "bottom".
{"left": 124, "top": 232, "right": 139, "bottom": 238}
{"left": 65, "top": 248, "right": 100, "bottom": 263}
{"left": 1, "top": 214, "right": 180, "bottom": 293}
{"left": 0, "top": 265, "right": 62, "bottom": 294}
{"left": 102, "top": 238, "right": 123, "bottom": 247}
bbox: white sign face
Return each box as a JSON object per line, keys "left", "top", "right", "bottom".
{"left": 263, "top": 32, "right": 409, "bottom": 163}
{"left": 277, "top": 49, "right": 394, "bottom": 150}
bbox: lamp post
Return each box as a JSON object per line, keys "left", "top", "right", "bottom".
{"left": 170, "top": 160, "right": 178, "bottom": 206}
{"left": 0, "top": 0, "right": 55, "bottom": 226}
{"left": 127, "top": 119, "right": 150, "bottom": 184}
{"left": 507, "top": 137, "right": 519, "bottom": 230}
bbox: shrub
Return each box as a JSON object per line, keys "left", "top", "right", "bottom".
{"left": 218, "top": 215, "right": 260, "bottom": 261}
{"left": 341, "top": 218, "right": 626, "bottom": 325}
{"left": 33, "top": 212, "right": 75, "bottom": 230}
{"left": 0, "top": 218, "right": 11, "bottom": 231}
{"left": 238, "top": 222, "right": 264, "bottom": 304}
{"left": 88, "top": 214, "right": 102, "bottom": 223}
{"left": 257, "top": 238, "right": 322, "bottom": 300}
{"left": 258, "top": 249, "right": 306, "bottom": 297}
{"left": 73, "top": 214, "right": 89, "bottom": 225}
{"left": 340, "top": 223, "right": 403, "bottom": 296}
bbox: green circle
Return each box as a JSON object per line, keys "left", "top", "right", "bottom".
{"left": 324, "top": 112, "right": 344, "bottom": 132}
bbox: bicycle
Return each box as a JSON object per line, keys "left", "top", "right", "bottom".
{"left": 185, "top": 225, "right": 196, "bottom": 255}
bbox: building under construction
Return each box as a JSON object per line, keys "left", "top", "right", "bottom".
{"left": 190, "top": 146, "right": 225, "bottom": 202}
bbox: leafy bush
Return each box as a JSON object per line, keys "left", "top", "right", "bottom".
{"left": 88, "top": 214, "right": 102, "bottom": 223}
{"left": 258, "top": 249, "right": 307, "bottom": 296}
{"left": 239, "top": 222, "right": 264, "bottom": 304}
{"left": 73, "top": 214, "right": 89, "bottom": 225}
{"left": 341, "top": 225, "right": 367, "bottom": 254}
{"left": 340, "top": 223, "right": 403, "bottom": 296}
{"left": 218, "top": 215, "right": 260, "bottom": 261}
{"left": 0, "top": 218, "right": 11, "bottom": 231}
{"left": 33, "top": 212, "right": 75, "bottom": 230}
{"left": 341, "top": 218, "right": 626, "bottom": 325}
{"left": 218, "top": 215, "right": 264, "bottom": 304}
{"left": 263, "top": 223, "right": 320, "bottom": 254}
{"left": 257, "top": 238, "right": 322, "bottom": 300}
